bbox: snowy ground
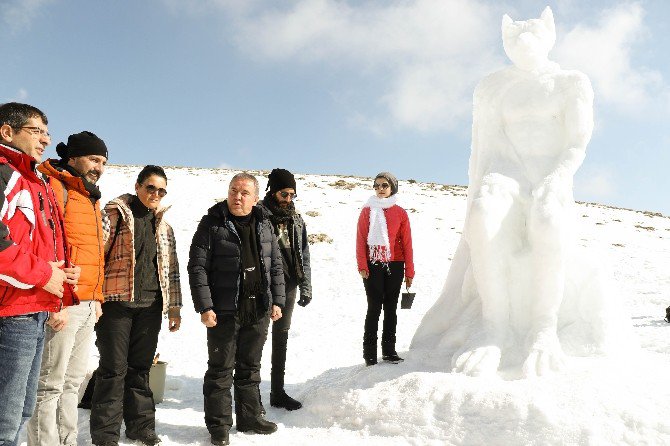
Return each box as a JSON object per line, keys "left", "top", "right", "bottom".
{"left": 18, "top": 165, "right": 670, "bottom": 445}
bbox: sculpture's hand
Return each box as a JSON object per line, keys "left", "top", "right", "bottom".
{"left": 532, "top": 173, "right": 572, "bottom": 207}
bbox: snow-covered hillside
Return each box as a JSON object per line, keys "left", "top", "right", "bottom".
{"left": 20, "top": 165, "right": 670, "bottom": 445}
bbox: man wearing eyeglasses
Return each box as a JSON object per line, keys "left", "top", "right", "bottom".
{"left": 0, "top": 102, "right": 80, "bottom": 446}
{"left": 257, "top": 168, "right": 311, "bottom": 412}
{"left": 27, "top": 131, "right": 109, "bottom": 446}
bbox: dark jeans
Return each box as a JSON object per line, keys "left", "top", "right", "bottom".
{"left": 363, "top": 261, "right": 405, "bottom": 358}
{"left": 271, "top": 279, "right": 297, "bottom": 391}
{"left": 90, "top": 300, "right": 162, "bottom": 444}
{"left": 0, "top": 312, "right": 47, "bottom": 446}
{"left": 203, "top": 312, "right": 270, "bottom": 437}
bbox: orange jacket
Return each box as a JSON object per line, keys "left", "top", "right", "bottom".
{"left": 38, "top": 160, "right": 104, "bottom": 302}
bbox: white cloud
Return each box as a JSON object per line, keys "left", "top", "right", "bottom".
{"left": 208, "top": 0, "right": 503, "bottom": 133}
{"left": 554, "top": 2, "right": 668, "bottom": 112}
{"left": 575, "top": 167, "right": 616, "bottom": 199}
{"left": 1, "top": 0, "right": 52, "bottom": 31}
{"left": 14, "top": 88, "right": 28, "bottom": 101}
{"left": 165, "top": 1, "right": 667, "bottom": 133}
{"left": 218, "top": 161, "right": 232, "bottom": 169}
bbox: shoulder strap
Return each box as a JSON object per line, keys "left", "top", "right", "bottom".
{"left": 49, "top": 177, "right": 68, "bottom": 214}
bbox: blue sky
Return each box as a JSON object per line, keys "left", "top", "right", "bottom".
{"left": 2, "top": 0, "right": 669, "bottom": 214}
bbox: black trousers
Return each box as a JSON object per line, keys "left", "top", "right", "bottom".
{"left": 270, "top": 278, "right": 296, "bottom": 391}
{"left": 203, "top": 312, "right": 270, "bottom": 437}
{"left": 363, "top": 261, "right": 405, "bottom": 358}
{"left": 90, "top": 300, "right": 162, "bottom": 443}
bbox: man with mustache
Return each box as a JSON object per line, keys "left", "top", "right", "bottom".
{"left": 258, "top": 168, "right": 312, "bottom": 411}
{"left": 28, "top": 131, "right": 109, "bottom": 445}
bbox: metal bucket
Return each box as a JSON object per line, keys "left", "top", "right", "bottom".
{"left": 149, "top": 361, "right": 168, "bottom": 404}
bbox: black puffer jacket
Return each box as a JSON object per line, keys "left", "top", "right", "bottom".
{"left": 188, "top": 201, "right": 285, "bottom": 314}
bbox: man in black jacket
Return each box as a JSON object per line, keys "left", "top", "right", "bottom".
{"left": 188, "top": 172, "right": 285, "bottom": 446}
{"left": 258, "top": 168, "right": 311, "bottom": 411}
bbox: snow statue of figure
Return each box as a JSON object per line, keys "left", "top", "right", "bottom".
{"left": 412, "top": 7, "right": 626, "bottom": 377}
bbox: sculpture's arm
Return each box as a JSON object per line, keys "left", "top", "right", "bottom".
{"left": 546, "top": 73, "right": 594, "bottom": 182}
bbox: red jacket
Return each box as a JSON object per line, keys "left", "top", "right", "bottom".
{"left": 0, "top": 144, "right": 77, "bottom": 317}
{"left": 356, "top": 204, "right": 415, "bottom": 278}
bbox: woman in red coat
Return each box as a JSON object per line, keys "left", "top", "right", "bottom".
{"left": 356, "top": 172, "right": 414, "bottom": 366}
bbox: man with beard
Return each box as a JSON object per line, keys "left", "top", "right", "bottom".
{"left": 28, "top": 131, "right": 108, "bottom": 446}
{"left": 258, "top": 168, "right": 312, "bottom": 411}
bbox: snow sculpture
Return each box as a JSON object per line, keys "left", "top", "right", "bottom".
{"left": 412, "top": 7, "right": 623, "bottom": 377}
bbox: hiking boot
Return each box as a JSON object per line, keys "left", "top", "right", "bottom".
{"left": 365, "top": 357, "right": 377, "bottom": 366}
{"left": 382, "top": 354, "right": 404, "bottom": 364}
{"left": 236, "top": 417, "right": 278, "bottom": 434}
{"left": 211, "top": 430, "right": 230, "bottom": 445}
{"left": 93, "top": 442, "right": 118, "bottom": 446}
{"left": 126, "top": 428, "right": 161, "bottom": 445}
{"left": 270, "top": 390, "right": 302, "bottom": 410}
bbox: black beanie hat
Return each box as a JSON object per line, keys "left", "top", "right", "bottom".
{"left": 266, "top": 168, "right": 296, "bottom": 193}
{"left": 56, "top": 131, "right": 108, "bottom": 162}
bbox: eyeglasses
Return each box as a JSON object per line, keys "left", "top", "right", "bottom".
{"left": 144, "top": 184, "right": 167, "bottom": 197}
{"left": 279, "top": 191, "right": 297, "bottom": 199}
{"left": 373, "top": 183, "right": 390, "bottom": 190}
{"left": 16, "top": 126, "right": 50, "bottom": 138}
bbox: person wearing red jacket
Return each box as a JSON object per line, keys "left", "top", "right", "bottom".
{"left": 28, "top": 131, "right": 108, "bottom": 446}
{"left": 0, "top": 103, "right": 79, "bottom": 446}
{"left": 356, "top": 171, "right": 414, "bottom": 366}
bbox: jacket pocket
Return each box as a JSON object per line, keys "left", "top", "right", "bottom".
{"left": 69, "top": 244, "right": 79, "bottom": 266}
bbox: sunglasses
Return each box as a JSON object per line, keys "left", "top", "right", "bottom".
{"left": 373, "top": 183, "right": 390, "bottom": 190}
{"left": 144, "top": 184, "right": 168, "bottom": 197}
{"left": 279, "top": 191, "right": 297, "bottom": 199}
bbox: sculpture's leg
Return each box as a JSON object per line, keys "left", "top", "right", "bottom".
{"left": 455, "top": 174, "right": 521, "bottom": 376}
{"left": 523, "top": 193, "right": 571, "bottom": 376}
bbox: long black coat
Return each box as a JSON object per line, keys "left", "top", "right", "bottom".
{"left": 188, "top": 201, "right": 285, "bottom": 314}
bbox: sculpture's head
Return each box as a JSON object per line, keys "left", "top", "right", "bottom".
{"left": 502, "top": 6, "right": 555, "bottom": 71}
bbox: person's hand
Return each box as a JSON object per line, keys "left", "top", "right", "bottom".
{"left": 63, "top": 264, "right": 81, "bottom": 285}
{"left": 201, "top": 310, "right": 217, "bottom": 328}
{"left": 94, "top": 301, "right": 102, "bottom": 323}
{"left": 42, "top": 260, "right": 67, "bottom": 298}
{"left": 359, "top": 269, "right": 369, "bottom": 279}
{"left": 297, "top": 295, "right": 311, "bottom": 307}
{"left": 168, "top": 307, "right": 181, "bottom": 332}
{"left": 271, "top": 305, "right": 282, "bottom": 321}
{"left": 47, "top": 308, "right": 69, "bottom": 332}
{"left": 405, "top": 276, "right": 413, "bottom": 288}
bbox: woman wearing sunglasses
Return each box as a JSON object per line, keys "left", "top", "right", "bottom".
{"left": 356, "top": 172, "right": 414, "bottom": 366}
{"left": 90, "top": 165, "right": 182, "bottom": 446}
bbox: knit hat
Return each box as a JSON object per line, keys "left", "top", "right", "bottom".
{"left": 266, "top": 168, "right": 296, "bottom": 193}
{"left": 56, "top": 131, "right": 108, "bottom": 161}
{"left": 375, "top": 171, "right": 398, "bottom": 196}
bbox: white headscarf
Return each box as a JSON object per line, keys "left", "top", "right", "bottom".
{"left": 365, "top": 194, "right": 398, "bottom": 263}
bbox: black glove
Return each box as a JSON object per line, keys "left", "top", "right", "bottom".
{"left": 297, "top": 296, "right": 311, "bottom": 307}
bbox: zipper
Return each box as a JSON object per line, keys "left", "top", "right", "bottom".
{"left": 37, "top": 192, "right": 48, "bottom": 226}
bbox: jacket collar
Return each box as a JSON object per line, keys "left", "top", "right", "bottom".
{"left": 210, "top": 200, "right": 264, "bottom": 222}
{"left": 38, "top": 159, "right": 102, "bottom": 200}
{"left": 0, "top": 143, "right": 41, "bottom": 181}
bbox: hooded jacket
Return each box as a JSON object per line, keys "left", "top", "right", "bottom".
{"left": 0, "top": 143, "right": 77, "bottom": 317}
{"left": 101, "top": 193, "right": 182, "bottom": 314}
{"left": 188, "top": 201, "right": 286, "bottom": 314}
{"left": 38, "top": 159, "right": 104, "bottom": 302}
